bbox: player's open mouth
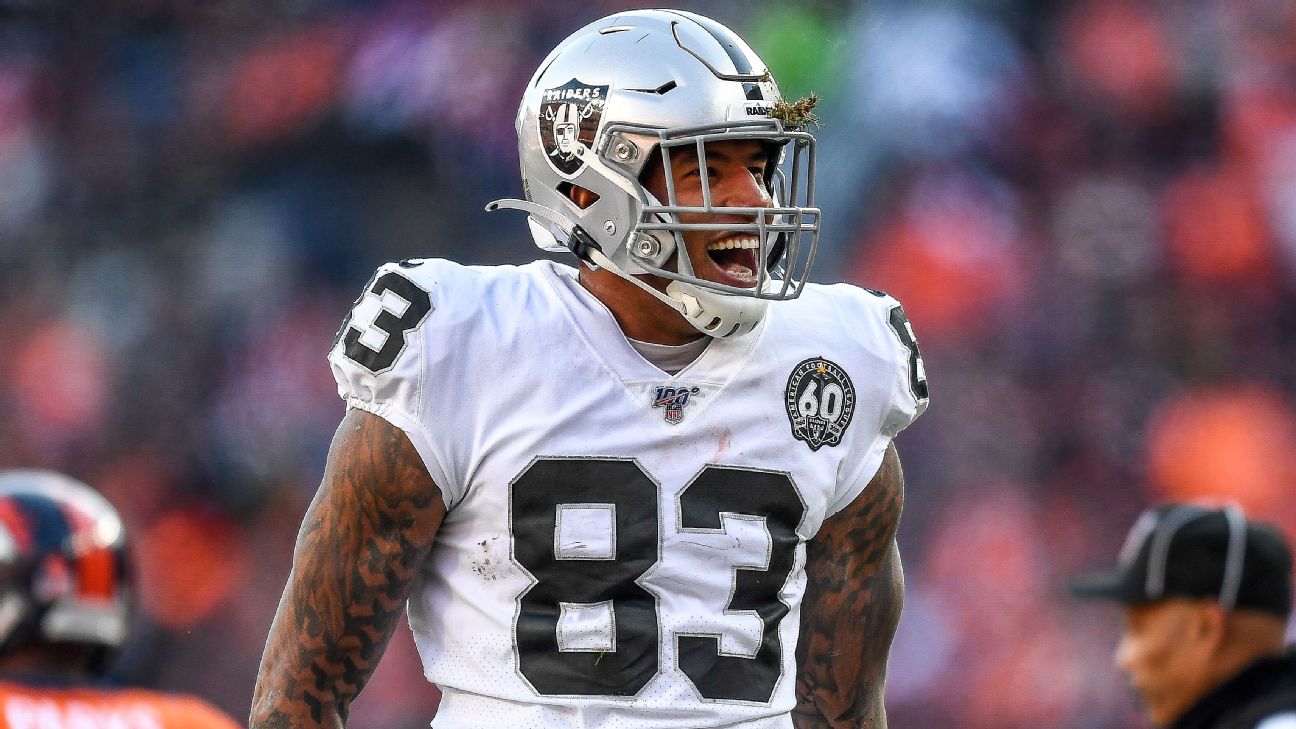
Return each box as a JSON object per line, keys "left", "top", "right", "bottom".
{"left": 705, "top": 236, "right": 760, "bottom": 287}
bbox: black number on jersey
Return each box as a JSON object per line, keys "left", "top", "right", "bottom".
{"left": 338, "top": 271, "right": 432, "bottom": 373}
{"left": 509, "top": 458, "right": 806, "bottom": 703}
{"left": 511, "top": 459, "right": 660, "bottom": 696}
{"left": 887, "top": 305, "right": 929, "bottom": 401}
{"left": 677, "top": 466, "right": 804, "bottom": 702}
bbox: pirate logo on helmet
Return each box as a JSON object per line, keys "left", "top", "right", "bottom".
{"left": 539, "top": 79, "right": 609, "bottom": 176}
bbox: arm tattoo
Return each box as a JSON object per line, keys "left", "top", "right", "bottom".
{"left": 794, "top": 443, "right": 905, "bottom": 729}
{"left": 250, "top": 409, "right": 447, "bottom": 729}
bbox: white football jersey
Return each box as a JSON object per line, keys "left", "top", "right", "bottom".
{"left": 329, "top": 259, "right": 928, "bottom": 729}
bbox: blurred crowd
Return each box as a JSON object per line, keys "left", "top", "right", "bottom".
{"left": 0, "top": 0, "right": 1294, "bottom": 727}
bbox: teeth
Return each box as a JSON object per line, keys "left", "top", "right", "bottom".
{"left": 707, "top": 237, "right": 760, "bottom": 251}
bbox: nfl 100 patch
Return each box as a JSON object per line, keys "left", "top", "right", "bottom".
{"left": 539, "top": 79, "right": 609, "bottom": 176}
{"left": 652, "top": 385, "right": 700, "bottom": 425}
{"left": 785, "top": 357, "right": 856, "bottom": 451}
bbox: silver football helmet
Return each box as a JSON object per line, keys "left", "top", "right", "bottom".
{"left": 488, "top": 9, "right": 820, "bottom": 338}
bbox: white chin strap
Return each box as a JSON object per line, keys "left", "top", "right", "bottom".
{"left": 586, "top": 247, "right": 767, "bottom": 339}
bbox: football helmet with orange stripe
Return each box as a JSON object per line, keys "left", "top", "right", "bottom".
{"left": 0, "top": 470, "right": 129, "bottom": 670}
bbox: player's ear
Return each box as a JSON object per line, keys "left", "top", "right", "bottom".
{"left": 1192, "top": 602, "right": 1228, "bottom": 651}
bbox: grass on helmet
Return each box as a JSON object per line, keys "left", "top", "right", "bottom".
{"left": 769, "top": 94, "right": 821, "bottom": 129}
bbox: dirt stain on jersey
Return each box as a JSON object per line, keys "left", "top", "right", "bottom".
{"left": 471, "top": 535, "right": 516, "bottom": 581}
{"left": 713, "top": 428, "right": 733, "bottom": 459}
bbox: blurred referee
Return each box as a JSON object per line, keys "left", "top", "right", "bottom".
{"left": 1071, "top": 503, "right": 1295, "bottom": 729}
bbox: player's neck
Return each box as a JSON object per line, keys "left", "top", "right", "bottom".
{"left": 578, "top": 265, "right": 706, "bottom": 345}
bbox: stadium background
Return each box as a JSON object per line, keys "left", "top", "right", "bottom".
{"left": 1, "top": 0, "right": 1294, "bottom": 727}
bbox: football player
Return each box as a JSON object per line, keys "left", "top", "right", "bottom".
{"left": 0, "top": 469, "right": 242, "bottom": 729}
{"left": 252, "top": 10, "right": 929, "bottom": 729}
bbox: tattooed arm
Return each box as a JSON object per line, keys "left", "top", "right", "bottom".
{"left": 794, "top": 442, "right": 905, "bottom": 729}
{"left": 250, "top": 409, "right": 447, "bottom": 728}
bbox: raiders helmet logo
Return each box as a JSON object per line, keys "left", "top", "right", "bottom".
{"left": 785, "top": 357, "right": 856, "bottom": 451}
{"left": 539, "top": 79, "right": 609, "bottom": 176}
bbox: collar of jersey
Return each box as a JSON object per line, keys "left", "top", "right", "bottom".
{"left": 538, "top": 261, "right": 768, "bottom": 388}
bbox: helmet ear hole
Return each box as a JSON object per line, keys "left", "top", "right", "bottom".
{"left": 559, "top": 183, "right": 600, "bottom": 210}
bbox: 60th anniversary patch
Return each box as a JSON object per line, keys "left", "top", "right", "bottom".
{"left": 785, "top": 357, "right": 856, "bottom": 451}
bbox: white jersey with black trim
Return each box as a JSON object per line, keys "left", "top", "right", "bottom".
{"left": 329, "top": 258, "right": 928, "bottom": 729}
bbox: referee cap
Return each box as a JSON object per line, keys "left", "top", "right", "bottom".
{"left": 1069, "top": 503, "right": 1292, "bottom": 617}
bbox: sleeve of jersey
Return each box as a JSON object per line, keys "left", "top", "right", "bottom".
{"left": 825, "top": 292, "right": 930, "bottom": 517}
{"left": 328, "top": 261, "right": 459, "bottom": 508}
